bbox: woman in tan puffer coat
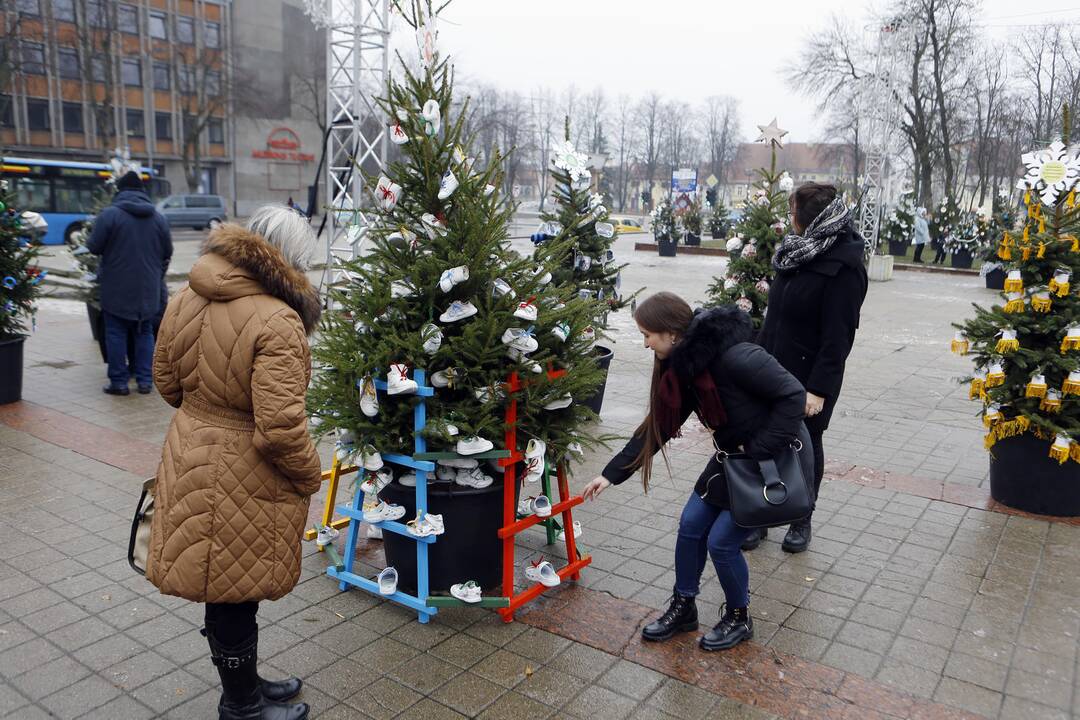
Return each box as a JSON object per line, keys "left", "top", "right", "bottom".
{"left": 148, "top": 205, "right": 322, "bottom": 720}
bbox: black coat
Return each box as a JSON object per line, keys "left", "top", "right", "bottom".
{"left": 757, "top": 227, "right": 867, "bottom": 433}
{"left": 602, "top": 306, "right": 807, "bottom": 507}
{"left": 87, "top": 189, "right": 173, "bottom": 322}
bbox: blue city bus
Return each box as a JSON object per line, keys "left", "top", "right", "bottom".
{"left": 1, "top": 157, "right": 170, "bottom": 245}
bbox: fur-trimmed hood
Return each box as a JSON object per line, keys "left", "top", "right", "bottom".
{"left": 670, "top": 304, "right": 753, "bottom": 382}
{"left": 190, "top": 224, "right": 321, "bottom": 333}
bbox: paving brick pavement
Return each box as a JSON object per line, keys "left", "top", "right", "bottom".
{"left": 1, "top": 242, "right": 1076, "bottom": 718}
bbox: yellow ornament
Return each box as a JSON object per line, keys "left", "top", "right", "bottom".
{"left": 1050, "top": 434, "right": 1072, "bottom": 464}
{"left": 1041, "top": 388, "right": 1063, "bottom": 413}
{"left": 1025, "top": 373, "right": 1048, "bottom": 398}
{"left": 985, "top": 360, "right": 1006, "bottom": 387}
{"left": 982, "top": 403, "right": 1003, "bottom": 428}
{"left": 1037, "top": 241, "right": 1047, "bottom": 259}
{"left": 1063, "top": 370, "right": 1080, "bottom": 396}
{"left": 1002, "top": 293, "right": 1025, "bottom": 314}
{"left": 1003, "top": 269, "right": 1024, "bottom": 293}
{"left": 1049, "top": 268, "right": 1072, "bottom": 296}
{"left": 1031, "top": 292, "right": 1053, "bottom": 313}
{"left": 996, "top": 328, "right": 1020, "bottom": 352}
{"left": 950, "top": 331, "right": 969, "bottom": 355}
{"left": 1062, "top": 327, "right": 1080, "bottom": 353}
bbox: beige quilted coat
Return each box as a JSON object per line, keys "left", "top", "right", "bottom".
{"left": 147, "top": 224, "right": 323, "bottom": 603}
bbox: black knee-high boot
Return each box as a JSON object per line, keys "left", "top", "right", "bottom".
{"left": 205, "top": 627, "right": 309, "bottom": 720}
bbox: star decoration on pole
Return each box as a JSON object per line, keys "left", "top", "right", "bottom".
{"left": 755, "top": 118, "right": 788, "bottom": 149}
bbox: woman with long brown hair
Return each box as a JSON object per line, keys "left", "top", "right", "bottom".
{"left": 582, "top": 292, "right": 808, "bottom": 651}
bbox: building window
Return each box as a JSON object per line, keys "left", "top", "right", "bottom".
{"left": 204, "top": 21, "right": 221, "bottom": 48}
{"left": 126, "top": 109, "right": 144, "bottom": 137}
{"left": 62, "top": 102, "right": 83, "bottom": 133}
{"left": 86, "top": 0, "right": 107, "bottom": 28}
{"left": 121, "top": 58, "right": 141, "bottom": 87}
{"left": 53, "top": 0, "right": 75, "bottom": 21}
{"left": 90, "top": 56, "right": 108, "bottom": 82}
{"left": 0, "top": 97, "right": 14, "bottom": 128}
{"left": 152, "top": 63, "right": 170, "bottom": 91}
{"left": 16, "top": 0, "right": 40, "bottom": 15}
{"left": 118, "top": 4, "right": 138, "bottom": 34}
{"left": 155, "top": 112, "right": 172, "bottom": 140}
{"left": 207, "top": 117, "right": 224, "bottom": 144}
{"left": 178, "top": 65, "right": 194, "bottom": 94}
{"left": 177, "top": 16, "right": 195, "bottom": 44}
{"left": 57, "top": 47, "right": 80, "bottom": 80}
{"left": 149, "top": 11, "right": 167, "bottom": 39}
{"left": 26, "top": 99, "right": 50, "bottom": 130}
{"left": 206, "top": 70, "right": 221, "bottom": 97}
{"left": 21, "top": 43, "right": 46, "bottom": 75}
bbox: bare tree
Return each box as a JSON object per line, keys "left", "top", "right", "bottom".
{"left": 0, "top": 12, "right": 25, "bottom": 149}
{"left": 612, "top": 93, "right": 637, "bottom": 211}
{"left": 579, "top": 87, "right": 607, "bottom": 154}
{"left": 636, "top": 92, "right": 664, "bottom": 210}
{"left": 531, "top": 87, "right": 557, "bottom": 212}
{"left": 662, "top": 101, "right": 692, "bottom": 169}
{"left": 700, "top": 95, "right": 741, "bottom": 187}
{"left": 289, "top": 26, "right": 327, "bottom": 137}
{"left": 166, "top": 47, "right": 231, "bottom": 191}
{"left": 1015, "top": 24, "right": 1073, "bottom": 145}
{"left": 72, "top": 0, "right": 121, "bottom": 156}
{"left": 967, "top": 43, "right": 1009, "bottom": 206}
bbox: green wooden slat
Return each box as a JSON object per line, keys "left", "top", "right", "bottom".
{"left": 414, "top": 449, "right": 511, "bottom": 461}
{"left": 425, "top": 594, "right": 511, "bottom": 608}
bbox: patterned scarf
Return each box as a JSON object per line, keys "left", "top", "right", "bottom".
{"left": 772, "top": 197, "right": 853, "bottom": 272}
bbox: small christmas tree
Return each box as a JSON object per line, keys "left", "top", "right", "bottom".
{"left": 308, "top": 0, "right": 609, "bottom": 476}
{"left": 881, "top": 189, "right": 916, "bottom": 250}
{"left": 681, "top": 195, "right": 703, "bottom": 240}
{"left": 709, "top": 200, "right": 731, "bottom": 239}
{"left": 706, "top": 142, "right": 790, "bottom": 326}
{"left": 650, "top": 198, "right": 676, "bottom": 243}
{"left": 953, "top": 109, "right": 1080, "bottom": 464}
{"left": 535, "top": 119, "right": 628, "bottom": 320}
{"left": 0, "top": 182, "right": 43, "bottom": 341}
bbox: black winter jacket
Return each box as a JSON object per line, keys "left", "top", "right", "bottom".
{"left": 757, "top": 227, "right": 867, "bottom": 433}
{"left": 602, "top": 306, "right": 806, "bottom": 506}
{"left": 87, "top": 189, "right": 173, "bottom": 322}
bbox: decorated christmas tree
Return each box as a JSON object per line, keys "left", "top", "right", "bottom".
{"left": 680, "top": 195, "right": 703, "bottom": 240}
{"left": 307, "top": 1, "right": 609, "bottom": 482}
{"left": 953, "top": 112, "right": 1080, "bottom": 464}
{"left": 534, "top": 119, "right": 628, "bottom": 320}
{"left": 709, "top": 200, "right": 731, "bottom": 239}
{"left": 707, "top": 121, "right": 791, "bottom": 325}
{"left": 881, "top": 189, "right": 916, "bottom": 250}
{"left": 0, "top": 182, "right": 44, "bottom": 342}
{"left": 650, "top": 198, "right": 676, "bottom": 242}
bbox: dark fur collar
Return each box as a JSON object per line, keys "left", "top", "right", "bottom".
{"left": 670, "top": 304, "right": 753, "bottom": 381}
{"left": 202, "top": 224, "right": 321, "bottom": 333}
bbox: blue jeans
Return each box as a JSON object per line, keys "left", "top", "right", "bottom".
{"left": 674, "top": 492, "right": 754, "bottom": 608}
{"left": 104, "top": 311, "right": 154, "bottom": 388}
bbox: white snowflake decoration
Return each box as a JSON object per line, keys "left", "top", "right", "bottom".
{"left": 552, "top": 141, "right": 590, "bottom": 182}
{"left": 1016, "top": 140, "right": 1080, "bottom": 206}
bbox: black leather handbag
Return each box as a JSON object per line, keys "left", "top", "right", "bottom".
{"left": 720, "top": 437, "right": 814, "bottom": 529}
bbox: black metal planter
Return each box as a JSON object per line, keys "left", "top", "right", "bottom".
{"left": 990, "top": 433, "right": 1080, "bottom": 516}
{"left": 0, "top": 335, "right": 26, "bottom": 405}
{"left": 888, "top": 239, "right": 908, "bottom": 256}
{"left": 710, "top": 230, "right": 722, "bottom": 239}
{"left": 684, "top": 232, "right": 701, "bottom": 247}
{"left": 657, "top": 237, "right": 677, "bottom": 257}
{"left": 951, "top": 248, "right": 974, "bottom": 269}
{"left": 580, "top": 344, "right": 614, "bottom": 416}
{"left": 985, "top": 268, "right": 1005, "bottom": 290}
{"left": 380, "top": 478, "right": 504, "bottom": 595}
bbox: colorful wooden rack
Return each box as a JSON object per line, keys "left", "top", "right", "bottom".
{"left": 308, "top": 368, "right": 590, "bottom": 622}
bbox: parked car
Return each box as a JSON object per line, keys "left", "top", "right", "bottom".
{"left": 611, "top": 218, "right": 645, "bottom": 233}
{"left": 157, "top": 194, "right": 227, "bottom": 230}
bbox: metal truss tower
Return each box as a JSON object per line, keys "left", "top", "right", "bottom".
{"left": 305, "top": 0, "right": 392, "bottom": 289}
{"left": 856, "top": 20, "right": 906, "bottom": 259}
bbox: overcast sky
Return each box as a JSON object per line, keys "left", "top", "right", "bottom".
{"left": 423, "top": 0, "right": 1080, "bottom": 144}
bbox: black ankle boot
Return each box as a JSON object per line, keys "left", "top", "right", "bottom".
{"left": 740, "top": 527, "right": 767, "bottom": 551}
{"left": 641, "top": 589, "right": 698, "bottom": 641}
{"left": 205, "top": 628, "right": 309, "bottom": 720}
{"left": 782, "top": 518, "right": 812, "bottom": 553}
{"left": 203, "top": 628, "right": 303, "bottom": 703}
{"left": 699, "top": 605, "right": 753, "bottom": 652}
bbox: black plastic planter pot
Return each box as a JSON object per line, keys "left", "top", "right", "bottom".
{"left": 379, "top": 478, "right": 504, "bottom": 595}
{"left": 684, "top": 233, "right": 701, "bottom": 247}
{"left": 951, "top": 249, "right": 974, "bottom": 269}
{"left": 990, "top": 433, "right": 1080, "bottom": 516}
{"left": 888, "top": 240, "right": 908, "bottom": 256}
{"left": 657, "top": 238, "right": 677, "bottom": 257}
{"left": 581, "top": 345, "right": 614, "bottom": 416}
{"left": 710, "top": 230, "right": 722, "bottom": 239}
{"left": 985, "top": 268, "right": 1005, "bottom": 290}
{"left": 0, "top": 335, "right": 26, "bottom": 405}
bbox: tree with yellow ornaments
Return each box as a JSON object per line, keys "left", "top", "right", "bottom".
{"left": 952, "top": 109, "right": 1080, "bottom": 466}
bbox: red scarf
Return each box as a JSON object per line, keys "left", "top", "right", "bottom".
{"left": 656, "top": 366, "right": 727, "bottom": 437}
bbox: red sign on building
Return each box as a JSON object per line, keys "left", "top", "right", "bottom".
{"left": 252, "top": 127, "right": 314, "bottom": 162}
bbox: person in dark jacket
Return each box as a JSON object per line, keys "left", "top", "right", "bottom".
{"left": 749, "top": 183, "right": 868, "bottom": 554}
{"left": 87, "top": 171, "right": 172, "bottom": 396}
{"left": 582, "top": 293, "right": 809, "bottom": 652}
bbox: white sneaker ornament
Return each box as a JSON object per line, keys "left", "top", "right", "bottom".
{"left": 387, "top": 363, "right": 418, "bottom": 395}
{"left": 440, "top": 300, "right": 478, "bottom": 323}
{"left": 439, "top": 265, "right": 469, "bottom": 293}
{"left": 438, "top": 169, "right": 459, "bottom": 200}
{"left": 421, "top": 324, "right": 443, "bottom": 355}
{"left": 359, "top": 375, "right": 378, "bottom": 417}
{"left": 375, "top": 175, "right": 401, "bottom": 212}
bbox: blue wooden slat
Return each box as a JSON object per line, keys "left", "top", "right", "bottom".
{"left": 333, "top": 506, "right": 439, "bottom": 544}
{"left": 382, "top": 453, "right": 436, "bottom": 472}
{"left": 327, "top": 568, "right": 437, "bottom": 618}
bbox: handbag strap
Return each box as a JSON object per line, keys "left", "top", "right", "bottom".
{"left": 757, "top": 458, "right": 789, "bottom": 505}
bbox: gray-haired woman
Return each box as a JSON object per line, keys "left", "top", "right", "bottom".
{"left": 148, "top": 205, "right": 322, "bottom": 720}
